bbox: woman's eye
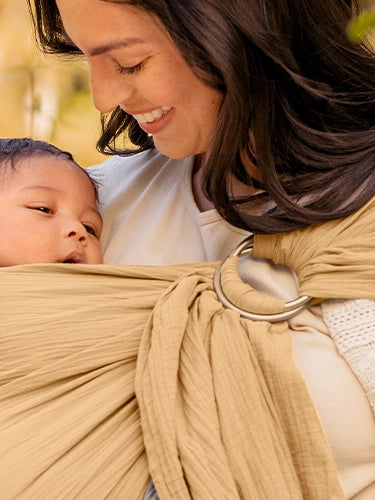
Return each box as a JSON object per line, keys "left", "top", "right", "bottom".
{"left": 118, "top": 61, "right": 144, "bottom": 75}
{"left": 84, "top": 224, "right": 97, "bottom": 237}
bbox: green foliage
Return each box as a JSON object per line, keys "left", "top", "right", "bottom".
{"left": 347, "top": 11, "right": 375, "bottom": 42}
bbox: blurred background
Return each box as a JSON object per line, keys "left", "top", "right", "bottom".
{"left": 0, "top": 0, "right": 374, "bottom": 168}
{"left": 0, "top": 0, "right": 105, "bottom": 167}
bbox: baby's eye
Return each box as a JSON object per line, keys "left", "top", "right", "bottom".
{"left": 34, "top": 206, "right": 52, "bottom": 214}
{"left": 84, "top": 224, "right": 97, "bottom": 237}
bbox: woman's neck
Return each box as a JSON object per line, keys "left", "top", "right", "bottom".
{"left": 192, "top": 157, "right": 263, "bottom": 213}
{"left": 192, "top": 166, "right": 215, "bottom": 212}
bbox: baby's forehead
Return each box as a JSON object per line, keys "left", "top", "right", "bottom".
{"left": 9, "top": 153, "right": 98, "bottom": 198}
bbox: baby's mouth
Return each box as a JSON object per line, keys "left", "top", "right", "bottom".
{"left": 60, "top": 250, "right": 85, "bottom": 264}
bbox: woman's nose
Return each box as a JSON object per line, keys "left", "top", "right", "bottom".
{"left": 89, "top": 63, "right": 136, "bottom": 113}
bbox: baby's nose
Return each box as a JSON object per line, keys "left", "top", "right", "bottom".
{"left": 66, "top": 222, "right": 87, "bottom": 244}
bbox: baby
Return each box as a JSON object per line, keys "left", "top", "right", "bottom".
{"left": 0, "top": 137, "right": 103, "bottom": 265}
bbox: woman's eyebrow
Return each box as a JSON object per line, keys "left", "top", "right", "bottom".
{"left": 89, "top": 37, "right": 146, "bottom": 56}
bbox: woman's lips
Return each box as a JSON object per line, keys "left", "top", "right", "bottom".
{"left": 132, "top": 105, "right": 171, "bottom": 124}
{"left": 133, "top": 106, "right": 174, "bottom": 135}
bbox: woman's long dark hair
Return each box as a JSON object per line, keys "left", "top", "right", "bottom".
{"left": 27, "top": 0, "right": 375, "bottom": 233}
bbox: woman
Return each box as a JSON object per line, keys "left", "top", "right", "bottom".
{"left": 23, "top": 0, "right": 375, "bottom": 498}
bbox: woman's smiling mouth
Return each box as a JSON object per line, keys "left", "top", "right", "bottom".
{"left": 132, "top": 106, "right": 172, "bottom": 124}
{"left": 130, "top": 106, "right": 175, "bottom": 135}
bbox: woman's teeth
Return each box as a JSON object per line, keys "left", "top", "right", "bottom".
{"left": 133, "top": 106, "right": 171, "bottom": 123}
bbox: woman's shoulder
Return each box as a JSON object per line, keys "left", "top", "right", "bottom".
{"left": 88, "top": 150, "right": 194, "bottom": 214}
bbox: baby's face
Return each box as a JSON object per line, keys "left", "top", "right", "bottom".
{"left": 0, "top": 156, "right": 103, "bottom": 266}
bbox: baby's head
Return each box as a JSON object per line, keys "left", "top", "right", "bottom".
{"left": 0, "top": 138, "right": 103, "bottom": 266}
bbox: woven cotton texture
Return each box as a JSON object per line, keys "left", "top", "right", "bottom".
{"left": 322, "top": 299, "right": 375, "bottom": 416}
{"left": 2, "top": 193, "right": 375, "bottom": 498}
{"left": 0, "top": 262, "right": 344, "bottom": 499}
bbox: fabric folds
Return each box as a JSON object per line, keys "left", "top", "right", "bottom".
{"left": 0, "top": 264, "right": 182, "bottom": 498}
{"left": 2, "top": 195, "right": 375, "bottom": 498}
{"left": 135, "top": 271, "right": 344, "bottom": 499}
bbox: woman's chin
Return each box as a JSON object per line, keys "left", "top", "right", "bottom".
{"left": 153, "top": 138, "right": 206, "bottom": 160}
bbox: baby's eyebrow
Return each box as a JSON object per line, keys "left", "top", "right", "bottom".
{"left": 20, "top": 185, "right": 62, "bottom": 193}
{"left": 90, "top": 208, "right": 103, "bottom": 225}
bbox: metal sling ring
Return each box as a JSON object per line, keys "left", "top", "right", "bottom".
{"left": 213, "top": 234, "right": 312, "bottom": 322}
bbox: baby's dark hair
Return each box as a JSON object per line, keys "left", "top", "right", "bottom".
{"left": 0, "top": 137, "right": 98, "bottom": 198}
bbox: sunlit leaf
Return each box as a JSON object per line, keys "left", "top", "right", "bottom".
{"left": 347, "top": 11, "right": 375, "bottom": 42}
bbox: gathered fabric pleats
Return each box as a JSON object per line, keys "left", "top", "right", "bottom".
{"left": 2, "top": 195, "right": 375, "bottom": 498}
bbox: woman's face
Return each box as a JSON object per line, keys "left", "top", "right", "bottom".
{"left": 56, "top": 0, "right": 223, "bottom": 159}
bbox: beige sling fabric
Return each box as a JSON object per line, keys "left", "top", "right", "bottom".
{"left": 135, "top": 196, "right": 375, "bottom": 500}
{"left": 253, "top": 195, "right": 375, "bottom": 302}
{"left": 136, "top": 271, "right": 344, "bottom": 500}
{"left": 0, "top": 264, "right": 164, "bottom": 498}
{"left": 1, "top": 196, "right": 375, "bottom": 498}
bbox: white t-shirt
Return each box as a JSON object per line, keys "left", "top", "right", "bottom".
{"left": 89, "top": 149, "right": 375, "bottom": 499}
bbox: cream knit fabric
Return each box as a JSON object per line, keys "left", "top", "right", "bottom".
{"left": 322, "top": 299, "right": 375, "bottom": 416}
